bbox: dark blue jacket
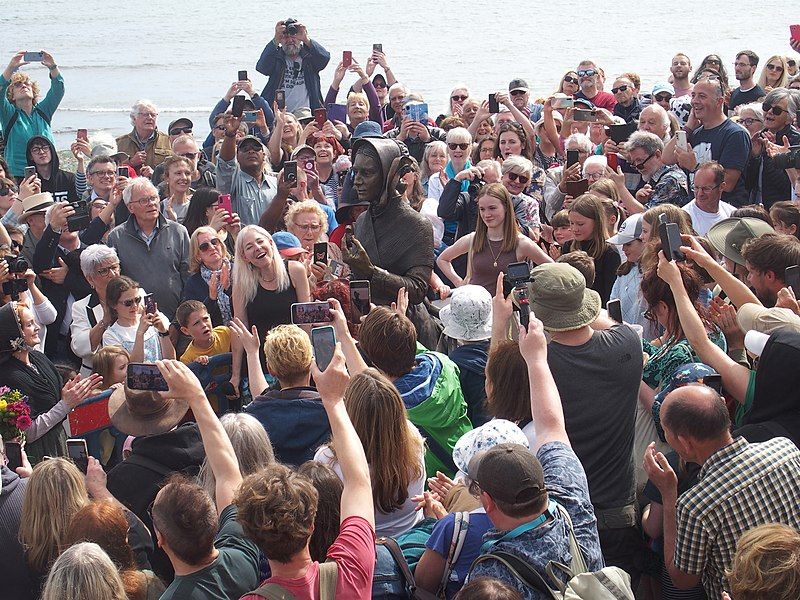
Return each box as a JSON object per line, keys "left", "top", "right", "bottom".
{"left": 255, "top": 39, "right": 330, "bottom": 109}
{"left": 449, "top": 341, "right": 490, "bottom": 427}
{"left": 244, "top": 387, "right": 331, "bottom": 467}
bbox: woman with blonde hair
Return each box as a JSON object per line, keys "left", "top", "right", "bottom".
{"left": 20, "top": 458, "right": 90, "bottom": 590}
{"left": 267, "top": 109, "right": 302, "bottom": 170}
{"left": 420, "top": 140, "right": 448, "bottom": 196}
{"left": 182, "top": 225, "right": 234, "bottom": 326}
{"left": 437, "top": 183, "right": 552, "bottom": 295}
{"left": 314, "top": 368, "right": 426, "bottom": 537}
{"left": 428, "top": 127, "right": 473, "bottom": 202}
{"left": 231, "top": 225, "right": 310, "bottom": 395}
{"left": 160, "top": 155, "right": 193, "bottom": 223}
{"left": 286, "top": 199, "right": 347, "bottom": 283}
{"left": 757, "top": 55, "right": 789, "bottom": 92}
{"left": 40, "top": 542, "right": 127, "bottom": 600}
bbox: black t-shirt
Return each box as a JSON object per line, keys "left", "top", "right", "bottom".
{"left": 729, "top": 85, "right": 765, "bottom": 110}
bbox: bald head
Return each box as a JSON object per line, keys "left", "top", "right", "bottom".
{"left": 662, "top": 385, "right": 731, "bottom": 442}
{"left": 638, "top": 105, "right": 670, "bottom": 140}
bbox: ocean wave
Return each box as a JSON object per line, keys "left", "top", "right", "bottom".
{"left": 58, "top": 106, "right": 212, "bottom": 113}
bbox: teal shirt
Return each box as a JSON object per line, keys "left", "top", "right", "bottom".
{"left": 0, "top": 72, "right": 64, "bottom": 176}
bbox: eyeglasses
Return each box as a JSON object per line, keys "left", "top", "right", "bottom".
{"left": 295, "top": 223, "right": 322, "bottom": 232}
{"left": 577, "top": 69, "right": 597, "bottom": 78}
{"left": 95, "top": 263, "right": 120, "bottom": 277}
{"left": 374, "top": 82, "right": 387, "bottom": 89}
{"left": 451, "top": 95, "right": 468, "bottom": 102}
{"left": 654, "top": 93, "right": 673, "bottom": 102}
{"left": 0, "top": 186, "right": 17, "bottom": 196}
{"left": 705, "top": 58, "right": 721, "bottom": 65}
{"left": 762, "top": 103, "right": 787, "bottom": 116}
{"left": 510, "top": 89, "right": 527, "bottom": 96}
{"left": 199, "top": 238, "right": 222, "bottom": 252}
{"left": 611, "top": 85, "right": 629, "bottom": 94}
{"left": 733, "top": 61, "right": 753, "bottom": 68}
{"left": 138, "top": 112, "right": 158, "bottom": 118}
{"left": 586, "top": 171, "right": 604, "bottom": 181}
{"left": 448, "top": 143, "right": 469, "bottom": 151}
{"left": 631, "top": 153, "right": 654, "bottom": 171}
{"left": 644, "top": 308, "right": 657, "bottom": 322}
{"left": 505, "top": 172, "right": 529, "bottom": 184}
{"left": 30, "top": 145, "right": 50, "bottom": 154}
{"left": 765, "top": 64, "right": 783, "bottom": 72}
{"left": 694, "top": 183, "right": 720, "bottom": 194}
{"left": 169, "top": 127, "right": 193, "bottom": 135}
{"left": 563, "top": 76, "right": 579, "bottom": 85}
{"left": 179, "top": 152, "right": 199, "bottom": 160}
{"left": 740, "top": 117, "right": 762, "bottom": 126}
{"left": 121, "top": 296, "right": 142, "bottom": 308}
{"left": 89, "top": 169, "right": 116, "bottom": 178}
{"left": 10, "top": 240, "right": 22, "bottom": 251}
{"left": 788, "top": 60, "right": 797, "bottom": 67}
{"left": 130, "top": 195, "right": 160, "bottom": 206}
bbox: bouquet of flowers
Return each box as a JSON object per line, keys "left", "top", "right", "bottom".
{"left": 0, "top": 386, "right": 33, "bottom": 441}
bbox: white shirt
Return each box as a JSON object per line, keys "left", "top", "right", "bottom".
{"left": 282, "top": 57, "right": 310, "bottom": 112}
{"left": 682, "top": 199, "right": 736, "bottom": 236}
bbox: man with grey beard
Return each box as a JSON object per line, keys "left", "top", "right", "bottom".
{"left": 256, "top": 19, "right": 330, "bottom": 111}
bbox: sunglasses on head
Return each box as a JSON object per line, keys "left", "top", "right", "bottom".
{"left": 447, "top": 142, "right": 469, "bottom": 151}
{"left": 451, "top": 95, "right": 468, "bottom": 102}
{"left": 121, "top": 296, "right": 142, "bottom": 308}
{"left": 762, "top": 103, "right": 787, "bottom": 116}
{"left": 611, "top": 85, "right": 629, "bottom": 94}
{"left": 169, "top": 127, "right": 193, "bottom": 135}
{"left": 563, "top": 76, "right": 579, "bottom": 85}
{"left": 199, "top": 238, "right": 222, "bottom": 252}
{"left": 577, "top": 69, "right": 597, "bottom": 78}
{"left": 506, "top": 172, "right": 529, "bottom": 184}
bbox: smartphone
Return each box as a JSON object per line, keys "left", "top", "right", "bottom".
{"left": 566, "top": 150, "right": 579, "bottom": 168}
{"left": 607, "top": 299, "right": 623, "bottom": 323}
{"left": 311, "top": 326, "right": 337, "bottom": 371}
{"left": 676, "top": 130, "right": 688, "bottom": 151}
{"left": 232, "top": 95, "right": 245, "bottom": 118}
{"left": 291, "top": 301, "right": 334, "bottom": 325}
{"left": 77, "top": 128, "right": 88, "bottom": 142}
{"left": 373, "top": 43, "right": 383, "bottom": 54}
{"left": 238, "top": 70, "right": 248, "bottom": 81}
{"left": 785, "top": 265, "right": 800, "bottom": 292}
{"left": 659, "top": 221, "right": 686, "bottom": 262}
{"left": 66, "top": 438, "right": 89, "bottom": 474}
{"left": 506, "top": 261, "right": 530, "bottom": 285}
{"left": 23, "top": 51, "right": 44, "bottom": 62}
{"left": 24, "top": 165, "right": 37, "bottom": 179}
{"left": 276, "top": 90, "right": 286, "bottom": 110}
{"left": 314, "top": 107, "right": 327, "bottom": 128}
{"left": 127, "top": 363, "right": 169, "bottom": 392}
{"left": 329, "top": 259, "right": 345, "bottom": 278}
{"left": 342, "top": 50, "right": 352, "bottom": 67}
{"left": 607, "top": 152, "right": 619, "bottom": 171}
{"left": 704, "top": 374, "right": 723, "bottom": 395}
{"left": 573, "top": 109, "right": 597, "bottom": 122}
{"left": 313, "top": 242, "right": 328, "bottom": 264}
{"left": 608, "top": 122, "right": 637, "bottom": 144}
{"left": 4, "top": 440, "right": 23, "bottom": 471}
{"left": 117, "top": 165, "right": 129, "bottom": 178}
{"left": 552, "top": 95, "right": 574, "bottom": 109}
{"left": 243, "top": 111, "right": 258, "bottom": 123}
{"left": 564, "top": 178, "right": 589, "bottom": 197}
{"left": 349, "top": 280, "right": 371, "bottom": 323}
{"left": 488, "top": 93, "right": 499, "bottom": 114}
{"left": 791, "top": 24, "right": 800, "bottom": 42}
{"left": 284, "top": 160, "right": 298, "bottom": 183}
{"left": 217, "top": 193, "right": 233, "bottom": 216}
{"left": 66, "top": 200, "right": 91, "bottom": 232}
{"left": 143, "top": 293, "right": 156, "bottom": 315}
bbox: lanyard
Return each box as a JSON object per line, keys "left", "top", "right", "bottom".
{"left": 480, "top": 500, "right": 558, "bottom": 553}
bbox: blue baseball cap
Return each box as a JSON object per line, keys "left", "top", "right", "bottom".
{"left": 352, "top": 120, "right": 383, "bottom": 139}
{"left": 272, "top": 231, "right": 306, "bottom": 257}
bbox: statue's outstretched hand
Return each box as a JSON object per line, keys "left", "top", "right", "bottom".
{"left": 342, "top": 236, "right": 374, "bottom": 273}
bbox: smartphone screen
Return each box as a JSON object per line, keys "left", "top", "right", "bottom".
{"left": 127, "top": 363, "right": 169, "bottom": 392}
{"left": 5, "top": 441, "right": 23, "bottom": 471}
{"left": 349, "top": 280, "right": 371, "bottom": 323}
{"left": 232, "top": 95, "right": 245, "bottom": 118}
{"left": 373, "top": 43, "right": 383, "bottom": 53}
{"left": 238, "top": 70, "right": 248, "bottom": 81}
{"left": 77, "top": 128, "right": 88, "bottom": 142}
{"left": 566, "top": 150, "right": 579, "bottom": 168}
{"left": 313, "top": 242, "right": 328, "bottom": 264}
{"left": 573, "top": 109, "right": 597, "bottom": 122}
{"left": 342, "top": 51, "right": 352, "bottom": 67}
{"left": 291, "top": 301, "right": 334, "bottom": 325}
{"left": 66, "top": 439, "right": 89, "bottom": 474}
{"left": 143, "top": 293, "right": 156, "bottom": 315}
{"left": 704, "top": 374, "right": 723, "bottom": 395}
{"left": 276, "top": 90, "right": 286, "bottom": 110}
{"left": 488, "top": 93, "right": 499, "bottom": 114}
{"left": 506, "top": 261, "right": 530, "bottom": 284}
{"left": 785, "top": 265, "right": 800, "bottom": 292}
{"left": 311, "top": 326, "right": 337, "bottom": 371}
{"left": 284, "top": 161, "right": 298, "bottom": 183}
{"left": 117, "top": 165, "right": 129, "bottom": 177}
{"left": 66, "top": 200, "right": 91, "bottom": 232}
{"left": 607, "top": 299, "right": 623, "bottom": 323}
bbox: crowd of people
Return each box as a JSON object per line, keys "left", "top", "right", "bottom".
{"left": 1, "top": 20, "right": 800, "bottom": 600}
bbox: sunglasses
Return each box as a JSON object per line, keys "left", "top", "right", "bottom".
{"left": 447, "top": 143, "right": 469, "bottom": 151}
{"left": 762, "top": 103, "right": 787, "bottom": 116}
{"left": 563, "top": 76, "right": 579, "bottom": 85}
{"left": 451, "top": 95, "right": 468, "bottom": 102}
{"left": 199, "top": 238, "right": 222, "bottom": 252}
{"left": 765, "top": 64, "right": 783, "bottom": 71}
{"left": 705, "top": 58, "right": 721, "bottom": 65}
{"left": 577, "top": 69, "right": 597, "bottom": 78}
{"left": 121, "top": 296, "right": 142, "bottom": 308}
{"left": 179, "top": 152, "right": 199, "bottom": 159}
{"left": 169, "top": 127, "right": 193, "bottom": 135}
{"left": 611, "top": 85, "right": 629, "bottom": 94}
{"left": 654, "top": 93, "right": 673, "bottom": 102}
{"left": 0, "top": 186, "right": 17, "bottom": 196}
{"left": 506, "top": 172, "right": 530, "bottom": 184}
{"left": 788, "top": 60, "right": 797, "bottom": 67}
{"left": 374, "top": 82, "right": 387, "bottom": 89}
{"left": 510, "top": 89, "right": 527, "bottom": 96}
{"left": 631, "top": 153, "right": 654, "bottom": 171}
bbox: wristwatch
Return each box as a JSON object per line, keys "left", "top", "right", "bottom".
{"left": 158, "top": 330, "right": 170, "bottom": 337}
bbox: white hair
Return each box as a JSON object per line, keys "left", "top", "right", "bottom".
{"left": 640, "top": 104, "right": 670, "bottom": 129}
{"left": 80, "top": 244, "right": 119, "bottom": 278}
{"left": 129, "top": 99, "right": 157, "bottom": 126}
{"left": 445, "top": 127, "right": 472, "bottom": 145}
{"left": 501, "top": 155, "right": 533, "bottom": 177}
{"left": 582, "top": 155, "right": 608, "bottom": 175}
{"left": 476, "top": 159, "right": 502, "bottom": 178}
{"left": 565, "top": 133, "right": 593, "bottom": 153}
{"left": 41, "top": 542, "right": 127, "bottom": 600}
{"left": 387, "top": 82, "right": 408, "bottom": 98}
{"left": 122, "top": 177, "right": 159, "bottom": 206}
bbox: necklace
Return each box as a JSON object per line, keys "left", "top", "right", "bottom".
{"left": 487, "top": 238, "right": 502, "bottom": 268}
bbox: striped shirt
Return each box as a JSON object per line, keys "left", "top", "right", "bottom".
{"left": 674, "top": 436, "right": 800, "bottom": 599}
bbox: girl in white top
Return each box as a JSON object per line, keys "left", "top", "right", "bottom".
{"left": 102, "top": 276, "right": 175, "bottom": 363}
{"left": 314, "top": 368, "right": 426, "bottom": 538}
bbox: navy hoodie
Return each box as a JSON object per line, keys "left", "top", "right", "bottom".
{"left": 25, "top": 135, "right": 78, "bottom": 203}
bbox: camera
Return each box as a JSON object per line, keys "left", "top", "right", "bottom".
{"left": 284, "top": 18, "right": 298, "bottom": 35}
{"left": 4, "top": 255, "right": 29, "bottom": 274}
{"left": 2, "top": 278, "right": 29, "bottom": 299}
{"left": 467, "top": 177, "right": 485, "bottom": 197}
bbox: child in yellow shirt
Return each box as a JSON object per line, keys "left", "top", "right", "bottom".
{"left": 177, "top": 300, "right": 231, "bottom": 365}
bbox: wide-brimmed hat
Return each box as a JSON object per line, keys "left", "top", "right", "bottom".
{"left": 453, "top": 419, "right": 529, "bottom": 477}
{"left": 18, "top": 192, "right": 54, "bottom": 224}
{"left": 528, "top": 263, "right": 601, "bottom": 332}
{"left": 108, "top": 384, "right": 188, "bottom": 437}
{"left": 737, "top": 303, "right": 800, "bottom": 336}
{"left": 707, "top": 217, "right": 774, "bottom": 266}
{"left": 440, "top": 285, "right": 493, "bottom": 342}
{"left": 293, "top": 107, "right": 313, "bottom": 123}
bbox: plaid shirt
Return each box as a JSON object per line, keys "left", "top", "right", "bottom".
{"left": 674, "top": 436, "right": 800, "bottom": 599}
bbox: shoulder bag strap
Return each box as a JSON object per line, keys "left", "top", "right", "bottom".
{"left": 317, "top": 560, "right": 338, "bottom": 600}
{"left": 248, "top": 584, "right": 296, "bottom": 600}
{"left": 554, "top": 503, "right": 588, "bottom": 575}
{"left": 470, "top": 551, "right": 559, "bottom": 600}
{"left": 414, "top": 422, "right": 458, "bottom": 475}
{"left": 439, "top": 511, "right": 470, "bottom": 595}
